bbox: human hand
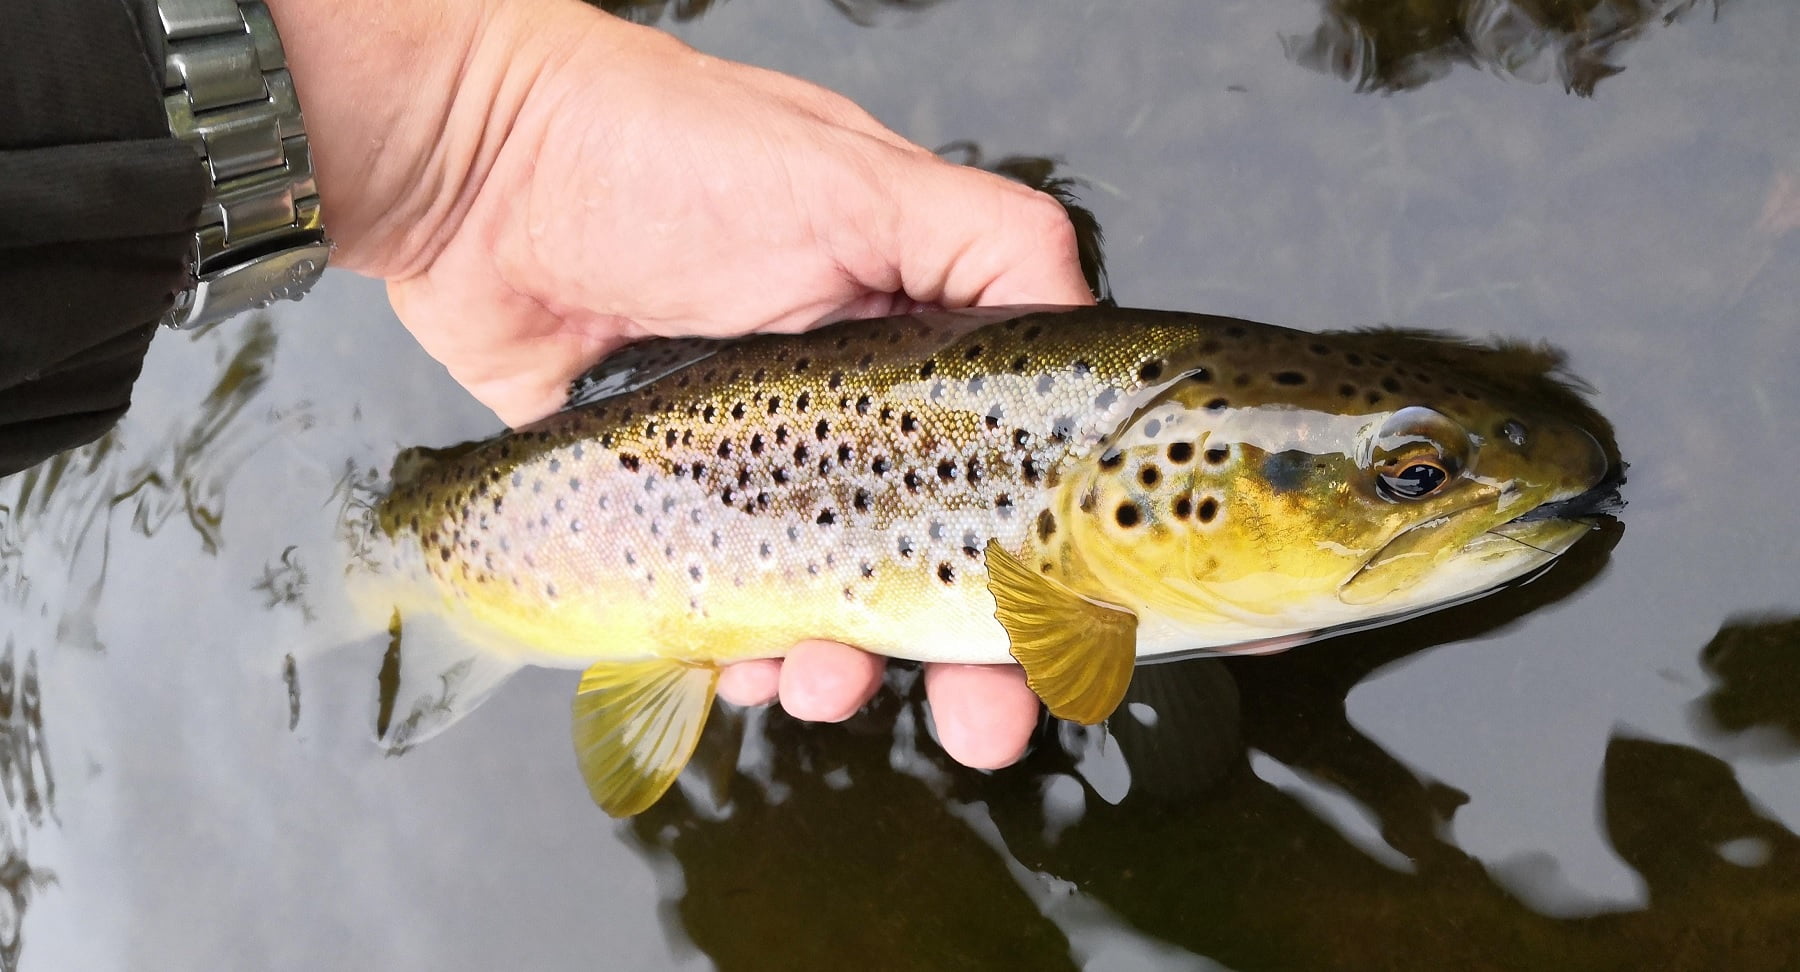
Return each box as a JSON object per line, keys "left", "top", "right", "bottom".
{"left": 268, "top": 0, "right": 1088, "bottom": 769}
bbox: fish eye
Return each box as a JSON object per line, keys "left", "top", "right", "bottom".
{"left": 1377, "top": 459, "right": 1451, "bottom": 501}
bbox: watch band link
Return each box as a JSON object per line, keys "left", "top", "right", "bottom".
{"left": 157, "top": 0, "right": 328, "bottom": 329}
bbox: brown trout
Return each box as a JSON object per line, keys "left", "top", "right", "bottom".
{"left": 368, "top": 307, "right": 1620, "bottom": 816}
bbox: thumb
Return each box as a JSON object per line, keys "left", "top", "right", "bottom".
{"left": 881, "top": 160, "right": 1097, "bottom": 310}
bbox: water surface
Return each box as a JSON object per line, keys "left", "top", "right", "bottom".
{"left": 5, "top": 0, "right": 1798, "bottom": 968}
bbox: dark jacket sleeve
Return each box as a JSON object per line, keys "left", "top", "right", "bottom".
{"left": 0, "top": 0, "right": 208, "bottom": 477}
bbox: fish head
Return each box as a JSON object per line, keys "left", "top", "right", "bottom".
{"left": 1055, "top": 332, "right": 1619, "bottom": 643}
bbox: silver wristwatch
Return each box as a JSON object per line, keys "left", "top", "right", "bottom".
{"left": 156, "top": 0, "right": 329, "bottom": 329}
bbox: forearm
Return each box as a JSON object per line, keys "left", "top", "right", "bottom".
{"left": 0, "top": 0, "right": 207, "bottom": 475}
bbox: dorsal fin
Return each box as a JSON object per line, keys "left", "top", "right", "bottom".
{"left": 563, "top": 338, "right": 722, "bottom": 410}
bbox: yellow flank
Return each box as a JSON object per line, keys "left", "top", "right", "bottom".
{"left": 372, "top": 306, "right": 1620, "bottom": 816}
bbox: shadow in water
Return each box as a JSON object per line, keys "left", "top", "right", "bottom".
{"left": 1283, "top": 0, "right": 1723, "bottom": 96}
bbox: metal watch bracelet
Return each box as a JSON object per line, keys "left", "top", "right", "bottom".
{"left": 157, "top": 0, "right": 328, "bottom": 329}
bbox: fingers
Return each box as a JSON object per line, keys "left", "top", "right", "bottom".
{"left": 716, "top": 658, "right": 781, "bottom": 706}
{"left": 718, "top": 646, "right": 1042, "bottom": 771}
{"left": 882, "top": 161, "right": 1097, "bottom": 310}
{"left": 923, "top": 662, "right": 1040, "bottom": 770}
{"left": 777, "top": 640, "right": 886, "bottom": 722}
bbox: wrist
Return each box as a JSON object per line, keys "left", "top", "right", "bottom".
{"left": 261, "top": 0, "right": 489, "bottom": 277}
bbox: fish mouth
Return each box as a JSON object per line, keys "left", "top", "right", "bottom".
{"left": 1509, "top": 463, "right": 1627, "bottom": 523}
{"left": 1340, "top": 464, "right": 1625, "bottom": 607}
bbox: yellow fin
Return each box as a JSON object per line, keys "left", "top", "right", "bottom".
{"left": 984, "top": 540, "right": 1138, "bottom": 724}
{"left": 570, "top": 658, "right": 718, "bottom": 817}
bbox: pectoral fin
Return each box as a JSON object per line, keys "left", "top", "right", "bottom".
{"left": 984, "top": 540, "right": 1138, "bottom": 724}
{"left": 571, "top": 658, "right": 718, "bottom": 817}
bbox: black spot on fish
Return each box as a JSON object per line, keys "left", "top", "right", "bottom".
{"left": 758, "top": 541, "right": 772, "bottom": 559}
{"left": 1010, "top": 355, "right": 1029, "bottom": 373}
{"left": 1198, "top": 497, "right": 1219, "bottom": 523}
{"left": 795, "top": 357, "right": 811, "bottom": 373}
{"left": 938, "top": 562, "right": 956, "bottom": 584}
{"left": 756, "top": 492, "right": 770, "bottom": 510}
{"left": 965, "top": 344, "right": 984, "bottom": 360}
{"left": 750, "top": 433, "right": 765, "bottom": 455}
{"left": 776, "top": 425, "right": 790, "bottom": 444}
{"left": 1138, "top": 360, "right": 1164, "bottom": 382}
{"left": 1262, "top": 451, "right": 1313, "bottom": 493}
{"left": 1205, "top": 397, "right": 1229, "bottom": 411}
{"left": 817, "top": 508, "right": 836, "bottom": 526}
{"left": 829, "top": 371, "right": 844, "bottom": 390}
{"left": 816, "top": 419, "right": 830, "bottom": 440}
{"left": 717, "top": 439, "right": 733, "bottom": 458}
{"left": 900, "top": 411, "right": 919, "bottom": 433}
{"left": 1174, "top": 496, "right": 1193, "bottom": 519}
{"left": 995, "top": 494, "right": 1013, "bottom": 512}
{"left": 838, "top": 443, "right": 853, "bottom": 464}
{"left": 879, "top": 404, "right": 894, "bottom": 423}
{"left": 1023, "top": 324, "right": 1043, "bottom": 341}
{"left": 966, "top": 459, "right": 982, "bottom": 483}
{"left": 853, "top": 489, "right": 871, "bottom": 512}
{"left": 872, "top": 456, "right": 891, "bottom": 475}
{"left": 1037, "top": 509, "right": 1057, "bottom": 540}
{"left": 1204, "top": 446, "right": 1230, "bottom": 465}
{"left": 665, "top": 429, "right": 678, "bottom": 447}
{"left": 619, "top": 454, "right": 641, "bottom": 472}
{"left": 1345, "top": 352, "right": 1365, "bottom": 366}
{"left": 737, "top": 467, "right": 751, "bottom": 488}
{"left": 1022, "top": 458, "right": 1041, "bottom": 484}
{"left": 794, "top": 444, "right": 810, "bottom": 464}
{"left": 731, "top": 402, "right": 746, "bottom": 420}
{"left": 1338, "top": 383, "right": 1357, "bottom": 398}
{"left": 1051, "top": 417, "right": 1075, "bottom": 441}
{"left": 898, "top": 536, "right": 915, "bottom": 558}
{"left": 796, "top": 391, "right": 811, "bottom": 411}
{"left": 937, "top": 459, "right": 956, "bottom": 481}
{"left": 768, "top": 397, "right": 781, "bottom": 415}
{"left": 861, "top": 562, "right": 876, "bottom": 578}
{"left": 1013, "top": 429, "right": 1031, "bottom": 448}
{"left": 1381, "top": 376, "right": 1403, "bottom": 394}
{"left": 1115, "top": 503, "right": 1140, "bottom": 528}
{"left": 703, "top": 404, "right": 716, "bottom": 423}
{"left": 1366, "top": 391, "right": 1384, "bottom": 405}
{"left": 1274, "top": 371, "right": 1307, "bottom": 386}
{"left": 1167, "top": 442, "right": 1194, "bottom": 464}
{"left": 856, "top": 394, "right": 872, "bottom": 415}
{"left": 692, "top": 463, "right": 706, "bottom": 481}
{"left": 1079, "top": 489, "right": 1097, "bottom": 513}
{"left": 1140, "top": 465, "right": 1161, "bottom": 487}
{"left": 1099, "top": 450, "right": 1123, "bottom": 469}
{"left": 920, "top": 360, "right": 936, "bottom": 379}
{"left": 689, "top": 565, "right": 703, "bottom": 581}
{"left": 904, "top": 470, "right": 921, "bottom": 491}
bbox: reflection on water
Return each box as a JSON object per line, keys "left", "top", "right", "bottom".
{"left": 625, "top": 529, "right": 1800, "bottom": 969}
{"left": 1693, "top": 615, "right": 1800, "bottom": 754}
{"left": 1283, "top": 0, "right": 1719, "bottom": 95}
{"left": 0, "top": 319, "right": 301, "bottom": 969}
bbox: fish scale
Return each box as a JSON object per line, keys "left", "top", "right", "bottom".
{"left": 371, "top": 306, "right": 1616, "bottom": 815}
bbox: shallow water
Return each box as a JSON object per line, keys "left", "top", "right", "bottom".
{"left": 5, "top": 0, "right": 1798, "bottom": 968}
